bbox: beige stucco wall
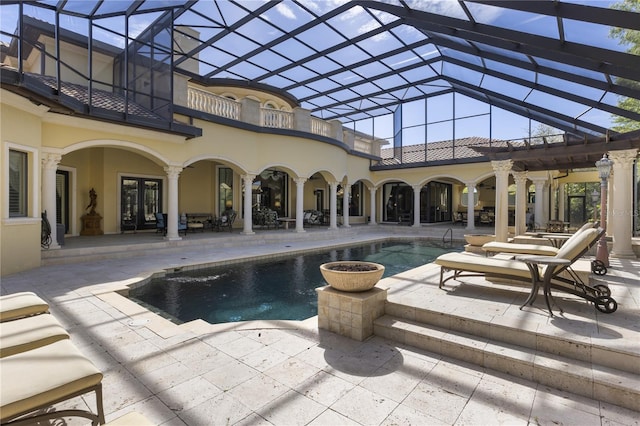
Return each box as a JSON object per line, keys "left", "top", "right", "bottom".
{"left": 34, "top": 36, "right": 115, "bottom": 92}
{"left": 1, "top": 97, "right": 45, "bottom": 276}
{"left": 1, "top": 86, "right": 607, "bottom": 277}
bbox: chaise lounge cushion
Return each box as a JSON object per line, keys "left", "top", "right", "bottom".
{"left": 481, "top": 221, "right": 597, "bottom": 257}
{"left": 0, "top": 339, "right": 103, "bottom": 422}
{"left": 482, "top": 242, "right": 559, "bottom": 256}
{"left": 435, "top": 252, "right": 533, "bottom": 280}
{"left": 0, "top": 292, "right": 49, "bottom": 322}
{"left": 0, "top": 314, "right": 69, "bottom": 358}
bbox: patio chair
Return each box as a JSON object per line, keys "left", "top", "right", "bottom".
{"left": 217, "top": 210, "right": 236, "bottom": 232}
{"left": 479, "top": 211, "right": 493, "bottom": 225}
{"left": 178, "top": 214, "right": 188, "bottom": 236}
{"left": 263, "top": 210, "right": 280, "bottom": 229}
{"left": 0, "top": 313, "right": 69, "bottom": 358}
{"left": 155, "top": 212, "right": 166, "bottom": 235}
{"left": 1, "top": 338, "right": 105, "bottom": 426}
{"left": 434, "top": 227, "right": 617, "bottom": 315}
{"left": 0, "top": 292, "right": 49, "bottom": 322}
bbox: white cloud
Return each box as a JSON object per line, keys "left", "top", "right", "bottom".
{"left": 275, "top": 2, "right": 297, "bottom": 20}
{"left": 390, "top": 49, "right": 439, "bottom": 67}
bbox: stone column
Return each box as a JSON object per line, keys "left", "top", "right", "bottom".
{"left": 412, "top": 185, "right": 421, "bottom": 227}
{"left": 558, "top": 184, "right": 565, "bottom": 223}
{"left": 466, "top": 182, "right": 476, "bottom": 231}
{"left": 541, "top": 179, "right": 550, "bottom": 225}
{"left": 513, "top": 171, "right": 528, "bottom": 236}
{"left": 608, "top": 149, "right": 638, "bottom": 258}
{"left": 240, "top": 98, "right": 261, "bottom": 126}
{"left": 329, "top": 181, "right": 338, "bottom": 229}
{"left": 42, "top": 152, "right": 62, "bottom": 249}
{"left": 342, "top": 182, "right": 350, "bottom": 228}
{"left": 549, "top": 179, "right": 558, "bottom": 221}
{"left": 329, "top": 120, "right": 344, "bottom": 143}
{"left": 492, "top": 159, "right": 513, "bottom": 243}
{"left": 242, "top": 174, "right": 256, "bottom": 235}
{"left": 369, "top": 186, "right": 377, "bottom": 225}
{"left": 294, "top": 177, "right": 306, "bottom": 233}
{"left": 530, "top": 177, "right": 547, "bottom": 230}
{"left": 164, "top": 165, "right": 183, "bottom": 241}
{"left": 293, "top": 107, "right": 311, "bottom": 133}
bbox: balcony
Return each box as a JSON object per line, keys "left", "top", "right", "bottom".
{"left": 186, "top": 86, "right": 383, "bottom": 157}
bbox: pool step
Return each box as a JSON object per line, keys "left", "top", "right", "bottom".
{"left": 374, "top": 310, "right": 640, "bottom": 412}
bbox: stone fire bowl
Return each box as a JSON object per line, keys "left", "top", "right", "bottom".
{"left": 319, "top": 261, "right": 385, "bottom": 292}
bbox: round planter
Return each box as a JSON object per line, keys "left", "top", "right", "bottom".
{"left": 464, "top": 234, "right": 495, "bottom": 246}
{"left": 319, "top": 261, "right": 385, "bottom": 292}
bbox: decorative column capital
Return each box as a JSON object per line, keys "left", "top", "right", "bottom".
{"left": 164, "top": 165, "right": 183, "bottom": 179}
{"left": 608, "top": 149, "right": 638, "bottom": 170}
{"left": 491, "top": 159, "right": 513, "bottom": 173}
{"left": 512, "top": 171, "right": 528, "bottom": 185}
{"left": 294, "top": 177, "right": 307, "bottom": 186}
{"left": 41, "top": 152, "right": 62, "bottom": 170}
{"left": 529, "top": 176, "right": 547, "bottom": 186}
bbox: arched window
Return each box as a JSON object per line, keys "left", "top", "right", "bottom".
{"left": 461, "top": 187, "right": 478, "bottom": 207}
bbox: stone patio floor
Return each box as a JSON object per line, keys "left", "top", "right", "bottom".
{"left": 1, "top": 226, "right": 639, "bottom": 425}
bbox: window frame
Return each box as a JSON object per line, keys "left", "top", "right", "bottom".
{"left": 5, "top": 143, "right": 39, "bottom": 220}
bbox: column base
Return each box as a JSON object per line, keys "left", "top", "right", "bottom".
{"left": 610, "top": 251, "right": 638, "bottom": 259}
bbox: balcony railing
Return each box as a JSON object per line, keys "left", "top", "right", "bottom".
{"left": 188, "top": 87, "right": 240, "bottom": 120}
{"left": 310, "top": 117, "right": 332, "bottom": 138}
{"left": 262, "top": 108, "right": 293, "bottom": 129}
{"left": 186, "top": 86, "right": 381, "bottom": 156}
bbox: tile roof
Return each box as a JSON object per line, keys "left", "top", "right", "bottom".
{"left": 32, "top": 73, "right": 162, "bottom": 120}
{"left": 379, "top": 136, "right": 512, "bottom": 165}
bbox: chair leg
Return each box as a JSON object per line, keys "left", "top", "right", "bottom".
{"left": 95, "top": 383, "right": 105, "bottom": 425}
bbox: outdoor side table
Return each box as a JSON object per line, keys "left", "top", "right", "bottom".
{"left": 517, "top": 255, "right": 571, "bottom": 316}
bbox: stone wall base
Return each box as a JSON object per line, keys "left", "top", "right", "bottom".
{"left": 316, "top": 285, "right": 387, "bottom": 341}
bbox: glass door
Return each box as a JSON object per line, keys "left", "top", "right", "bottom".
{"left": 567, "top": 195, "right": 586, "bottom": 229}
{"left": 56, "top": 170, "right": 70, "bottom": 233}
{"left": 121, "top": 177, "right": 162, "bottom": 230}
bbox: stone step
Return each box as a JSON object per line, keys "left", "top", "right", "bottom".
{"left": 374, "top": 314, "right": 640, "bottom": 412}
{"left": 383, "top": 301, "right": 638, "bottom": 376}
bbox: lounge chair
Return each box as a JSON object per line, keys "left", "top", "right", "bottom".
{"left": 435, "top": 227, "right": 617, "bottom": 315}
{"left": 481, "top": 221, "right": 608, "bottom": 276}
{"left": 0, "top": 313, "right": 69, "bottom": 358}
{"left": 0, "top": 292, "right": 49, "bottom": 322}
{"left": 482, "top": 221, "right": 597, "bottom": 257}
{"left": 1, "top": 339, "right": 105, "bottom": 426}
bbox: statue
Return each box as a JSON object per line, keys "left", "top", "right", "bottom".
{"left": 86, "top": 188, "right": 98, "bottom": 215}
{"left": 81, "top": 187, "right": 103, "bottom": 235}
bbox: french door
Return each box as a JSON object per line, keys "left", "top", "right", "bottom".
{"left": 121, "top": 177, "right": 162, "bottom": 230}
{"left": 56, "top": 170, "right": 70, "bottom": 233}
{"left": 567, "top": 195, "right": 586, "bottom": 229}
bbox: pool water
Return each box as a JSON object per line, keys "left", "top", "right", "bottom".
{"left": 128, "top": 240, "right": 462, "bottom": 324}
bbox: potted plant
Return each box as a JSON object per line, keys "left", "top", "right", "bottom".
{"left": 319, "top": 261, "right": 385, "bottom": 292}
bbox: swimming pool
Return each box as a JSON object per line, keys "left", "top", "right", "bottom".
{"left": 128, "top": 239, "right": 462, "bottom": 324}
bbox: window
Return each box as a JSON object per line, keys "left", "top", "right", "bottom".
{"left": 461, "top": 187, "right": 478, "bottom": 207}
{"left": 218, "top": 167, "right": 233, "bottom": 214}
{"left": 9, "top": 149, "right": 27, "bottom": 217}
{"left": 508, "top": 184, "right": 516, "bottom": 206}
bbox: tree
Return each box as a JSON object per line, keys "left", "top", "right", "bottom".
{"left": 609, "top": 0, "right": 640, "bottom": 132}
